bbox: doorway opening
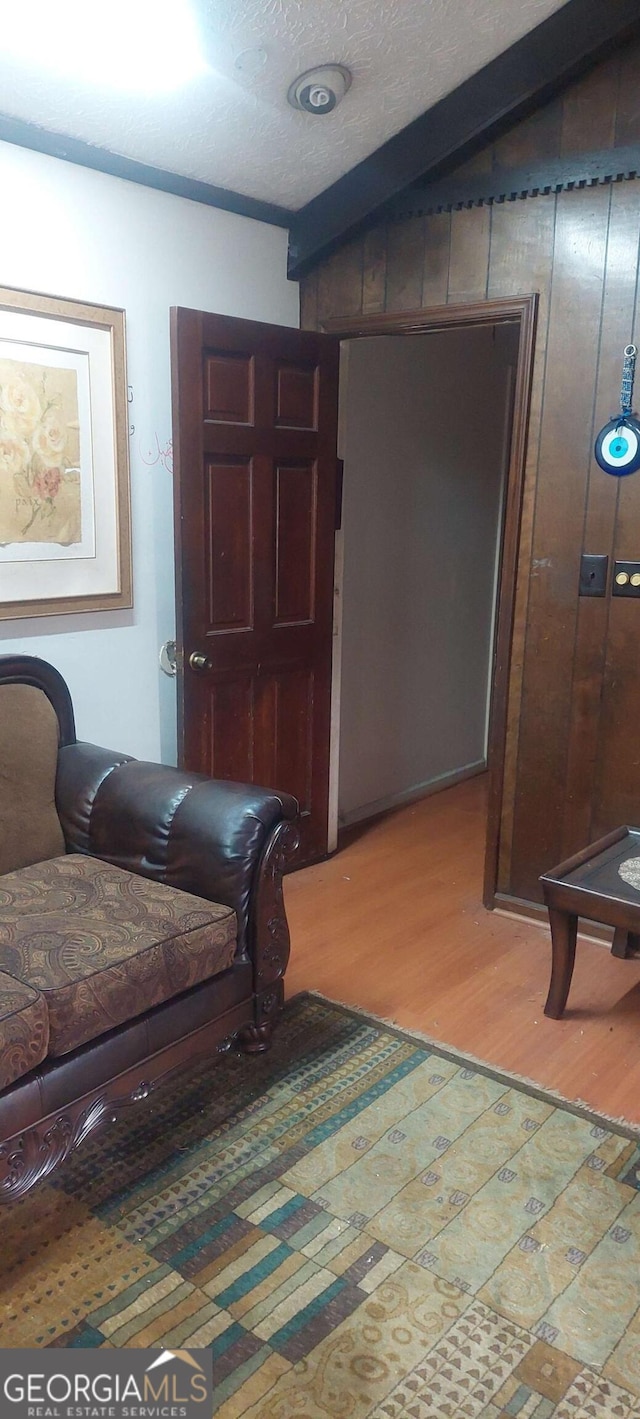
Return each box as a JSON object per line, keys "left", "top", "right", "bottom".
{"left": 323, "top": 298, "right": 537, "bottom": 908}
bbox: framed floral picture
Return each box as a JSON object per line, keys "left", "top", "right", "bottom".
{"left": 0, "top": 285, "right": 132, "bottom": 618}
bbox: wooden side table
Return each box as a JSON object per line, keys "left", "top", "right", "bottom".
{"left": 540, "top": 826, "right": 640, "bottom": 1018}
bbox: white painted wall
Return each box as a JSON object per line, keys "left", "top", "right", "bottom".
{"left": 337, "top": 325, "right": 517, "bottom": 826}
{"left": 0, "top": 141, "right": 298, "bottom": 761}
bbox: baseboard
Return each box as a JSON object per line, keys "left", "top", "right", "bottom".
{"left": 339, "top": 759, "right": 486, "bottom": 829}
{"left": 493, "top": 891, "right": 613, "bottom": 946}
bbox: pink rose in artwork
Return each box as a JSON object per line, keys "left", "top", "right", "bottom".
{"left": 33, "top": 466, "right": 61, "bottom": 500}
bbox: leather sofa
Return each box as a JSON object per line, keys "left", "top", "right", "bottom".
{"left": 0, "top": 654, "right": 299, "bottom": 1204}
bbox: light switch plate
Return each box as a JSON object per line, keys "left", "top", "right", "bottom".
{"left": 579, "top": 553, "right": 608, "bottom": 597}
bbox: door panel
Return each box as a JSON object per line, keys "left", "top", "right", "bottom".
{"left": 171, "top": 309, "right": 339, "bottom": 864}
{"left": 204, "top": 351, "right": 255, "bottom": 424}
{"left": 205, "top": 459, "right": 253, "bottom": 631}
{"left": 274, "top": 462, "right": 317, "bottom": 625}
{"left": 252, "top": 669, "right": 314, "bottom": 807}
{"left": 209, "top": 678, "right": 254, "bottom": 781}
{"left": 275, "top": 363, "right": 318, "bottom": 429}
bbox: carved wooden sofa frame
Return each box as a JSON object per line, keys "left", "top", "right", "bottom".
{"left": 0, "top": 655, "right": 299, "bottom": 1204}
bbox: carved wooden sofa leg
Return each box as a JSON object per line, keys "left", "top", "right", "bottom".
{"left": 240, "top": 818, "right": 300, "bottom": 1054}
{"left": 239, "top": 984, "right": 284, "bottom": 1054}
{"left": 239, "top": 1022, "right": 275, "bottom": 1054}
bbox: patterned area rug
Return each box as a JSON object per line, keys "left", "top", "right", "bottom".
{"left": 2, "top": 994, "right": 640, "bottom": 1418}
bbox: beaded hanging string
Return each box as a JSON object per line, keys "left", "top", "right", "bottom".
{"left": 619, "top": 343, "right": 637, "bottom": 420}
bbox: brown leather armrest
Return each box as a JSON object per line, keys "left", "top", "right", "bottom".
{"left": 56, "top": 742, "right": 298, "bottom": 956}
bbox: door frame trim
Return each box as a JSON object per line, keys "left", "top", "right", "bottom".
{"left": 321, "top": 294, "right": 539, "bottom": 909}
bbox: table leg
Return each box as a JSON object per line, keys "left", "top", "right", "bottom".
{"left": 612, "top": 927, "right": 630, "bottom": 959}
{"left": 544, "top": 908, "right": 578, "bottom": 1019}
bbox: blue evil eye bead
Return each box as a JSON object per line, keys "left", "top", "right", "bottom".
{"left": 594, "top": 417, "right": 640, "bottom": 475}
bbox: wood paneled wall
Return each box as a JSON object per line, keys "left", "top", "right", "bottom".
{"left": 301, "top": 42, "right": 640, "bottom": 904}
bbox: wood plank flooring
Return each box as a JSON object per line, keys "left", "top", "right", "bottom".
{"left": 284, "top": 775, "right": 640, "bottom": 1125}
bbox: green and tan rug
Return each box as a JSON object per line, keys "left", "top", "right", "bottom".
{"left": 2, "top": 994, "right": 640, "bottom": 1418}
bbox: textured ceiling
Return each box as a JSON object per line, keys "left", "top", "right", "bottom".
{"left": 0, "top": 0, "right": 571, "bottom": 210}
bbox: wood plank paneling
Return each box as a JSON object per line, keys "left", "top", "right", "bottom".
{"left": 560, "top": 52, "right": 619, "bottom": 153}
{"left": 492, "top": 98, "right": 563, "bottom": 167}
{"left": 510, "top": 184, "right": 611, "bottom": 899}
{"left": 561, "top": 180, "right": 640, "bottom": 857}
{"left": 362, "top": 227, "right": 387, "bottom": 314}
{"left": 422, "top": 213, "right": 451, "bottom": 307}
{"left": 592, "top": 568, "right": 640, "bottom": 836}
{"left": 447, "top": 206, "right": 491, "bottom": 304}
{"left": 299, "top": 268, "right": 318, "bottom": 331}
{"left": 317, "top": 238, "right": 364, "bottom": 325}
{"left": 486, "top": 193, "right": 556, "bottom": 304}
{"left": 615, "top": 40, "right": 640, "bottom": 144}
{"left": 592, "top": 258, "right": 640, "bottom": 838}
{"left": 385, "top": 217, "right": 425, "bottom": 312}
{"left": 589, "top": 603, "right": 639, "bottom": 836}
{"left": 450, "top": 148, "right": 493, "bottom": 178}
{"left": 300, "top": 41, "right": 640, "bottom": 908}
{"left": 487, "top": 195, "right": 557, "bottom": 892}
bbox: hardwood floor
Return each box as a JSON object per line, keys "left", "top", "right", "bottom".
{"left": 284, "top": 775, "right": 640, "bottom": 1124}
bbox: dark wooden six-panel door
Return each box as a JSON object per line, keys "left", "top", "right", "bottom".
{"left": 171, "top": 309, "right": 340, "bottom": 865}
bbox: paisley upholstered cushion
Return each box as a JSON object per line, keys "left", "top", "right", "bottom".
{"left": 0, "top": 684, "right": 65, "bottom": 875}
{"left": 0, "top": 969, "right": 49, "bottom": 1089}
{"left": 0, "top": 856, "right": 237, "bottom": 1056}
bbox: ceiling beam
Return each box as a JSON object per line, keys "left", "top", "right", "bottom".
{"left": 288, "top": 0, "right": 640, "bottom": 279}
{"left": 389, "top": 145, "right": 640, "bottom": 221}
{"left": 0, "top": 112, "right": 292, "bottom": 229}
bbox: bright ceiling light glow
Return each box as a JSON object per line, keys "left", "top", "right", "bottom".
{"left": 3, "top": 0, "right": 207, "bottom": 93}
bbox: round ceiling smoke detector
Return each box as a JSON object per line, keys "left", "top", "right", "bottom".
{"left": 287, "top": 64, "right": 352, "bottom": 115}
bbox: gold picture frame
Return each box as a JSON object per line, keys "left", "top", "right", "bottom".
{"left": 0, "top": 284, "right": 132, "bottom": 618}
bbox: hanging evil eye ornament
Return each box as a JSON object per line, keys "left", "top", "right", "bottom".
{"left": 594, "top": 344, "right": 640, "bottom": 475}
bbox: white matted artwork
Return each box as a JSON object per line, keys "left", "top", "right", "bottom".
{"left": 0, "top": 287, "right": 131, "bottom": 617}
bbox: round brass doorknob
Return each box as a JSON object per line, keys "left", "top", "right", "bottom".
{"left": 189, "top": 652, "right": 211, "bottom": 670}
